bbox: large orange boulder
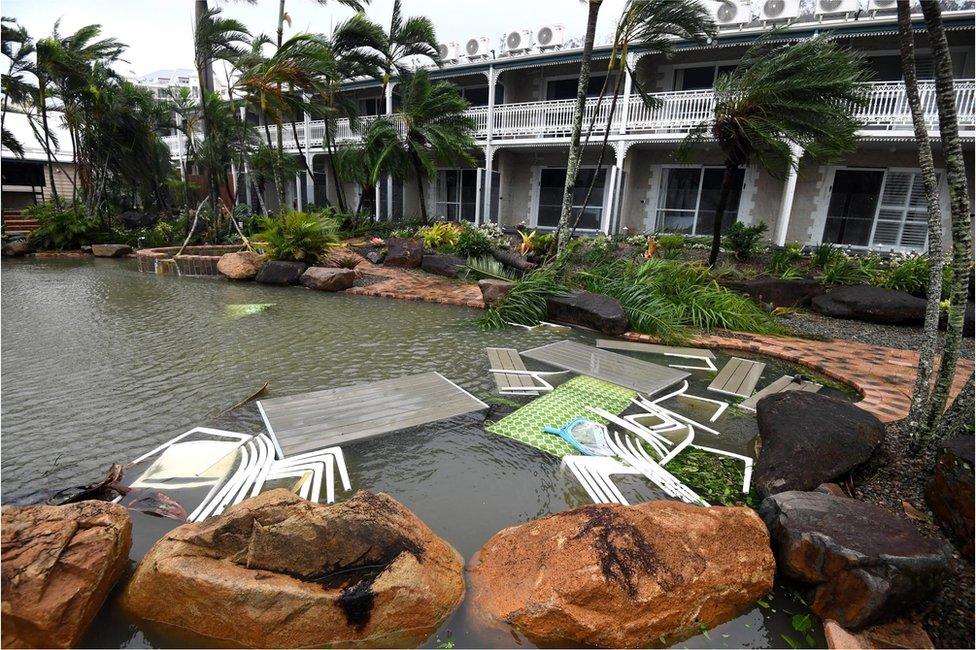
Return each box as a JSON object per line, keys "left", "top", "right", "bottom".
{"left": 1, "top": 501, "right": 132, "bottom": 648}
{"left": 217, "top": 250, "right": 267, "bottom": 280}
{"left": 468, "top": 501, "right": 775, "bottom": 648}
{"left": 120, "top": 489, "right": 464, "bottom": 648}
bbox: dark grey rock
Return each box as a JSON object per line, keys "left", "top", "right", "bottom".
{"left": 118, "top": 210, "right": 156, "bottom": 229}
{"left": 365, "top": 250, "right": 385, "bottom": 265}
{"left": 760, "top": 490, "right": 948, "bottom": 630}
{"left": 754, "top": 391, "right": 884, "bottom": 498}
{"left": 421, "top": 254, "right": 466, "bottom": 278}
{"left": 299, "top": 267, "right": 356, "bottom": 291}
{"left": 546, "top": 290, "right": 629, "bottom": 335}
{"left": 1, "top": 241, "right": 35, "bottom": 257}
{"left": 811, "top": 285, "right": 926, "bottom": 325}
{"left": 255, "top": 260, "right": 308, "bottom": 285}
{"left": 479, "top": 279, "right": 513, "bottom": 307}
{"left": 926, "top": 435, "right": 975, "bottom": 555}
{"left": 384, "top": 238, "right": 423, "bottom": 268}
{"left": 724, "top": 278, "right": 826, "bottom": 308}
{"left": 91, "top": 244, "right": 133, "bottom": 258}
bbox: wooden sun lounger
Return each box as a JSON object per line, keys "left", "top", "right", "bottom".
{"left": 738, "top": 375, "right": 822, "bottom": 412}
{"left": 487, "top": 347, "right": 542, "bottom": 395}
{"left": 520, "top": 340, "right": 689, "bottom": 395}
{"left": 256, "top": 372, "right": 488, "bottom": 458}
{"left": 595, "top": 339, "right": 716, "bottom": 359}
{"left": 707, "top": 357, "right": 766, "bottom": 399}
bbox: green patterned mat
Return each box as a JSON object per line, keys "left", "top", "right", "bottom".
{"left": 486, "top": 375, "right": 637, "bottom": 457}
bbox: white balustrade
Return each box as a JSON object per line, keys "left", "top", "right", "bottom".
{"left": 162, "top": 80, "right": 975, "bottom": 157}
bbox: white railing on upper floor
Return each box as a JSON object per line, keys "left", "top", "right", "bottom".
{"left": 161, "top": 80, "right": 975, "bottom": 157}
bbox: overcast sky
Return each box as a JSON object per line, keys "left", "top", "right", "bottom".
{"left": 4, "top": 0, "right": 630, "bottom": 77}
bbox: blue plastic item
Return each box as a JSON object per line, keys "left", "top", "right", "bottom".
{"left": 544, "top": 418, "right": 613, "bottom": 456}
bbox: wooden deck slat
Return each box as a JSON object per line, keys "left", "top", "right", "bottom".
{"left": 487, "top": 347, "right": 538, "bottom": 393}
{"left": 707, "top": 357, "right": 766, "bottom": 398}
{"left": 520, "top": 340, "right": 688, "bottom": 395}
{"left": 595, "top": 339, "right": 716, "bottom": 359}
{"left": 739, "top": 375, "right": 822, "bottom": 411}
{"left": 257, "top": 372, "right": 487, "bottom": 457}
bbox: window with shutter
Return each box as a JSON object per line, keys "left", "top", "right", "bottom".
{"left": 869, "top": 170, "right": 936, "bottom": 251}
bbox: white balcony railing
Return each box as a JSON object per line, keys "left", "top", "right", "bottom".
{"left": 162, "top": 80, "right": 975, "bottom": 157}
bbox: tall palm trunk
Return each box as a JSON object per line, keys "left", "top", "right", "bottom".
{"left": 323, "top": 120, "right": 348, "bottom": 212}
{"left": 412, "top": 151, "right": 428, "bottom": 223}
{"left": 195, "top": 1, "right": 215, "bottom": 94}
{"left": 707, "top": 160, "right": 739, "bottom": 266}
{"left": 897, "top": 2, "right": 945, "bottom": 441}
{"left": 262, "top": 118, "right": 286, "bottom": 205}
{"left": 556, "top": 0, "right": 602, "bottom": 252}
{"left": 194, "top": 0, "right": 219, "bottom": 213}
{"left": 38, "top": 81, "right": 60, "bottom": 205}
{"left": 920, "top": 0, "right": 973, "bottom": 431}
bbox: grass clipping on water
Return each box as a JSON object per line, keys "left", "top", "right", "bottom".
{"left": 480, "top": 255, "right": 782, "bottom": 343}
{"left": 225, "top": 303, "right": 275, "bottom": 319}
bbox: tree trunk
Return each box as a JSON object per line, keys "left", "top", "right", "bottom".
{"left": 707, "top": 160, "right": 738, "bottom": 266}
{"left": 413, "top": 154, "right": 429, "bottom": 224}
{"left": 930, "top": 372, "right": 975, "bottom": 444}
{"left": 920, "top": 0, "right": 974, "bottom": 431}
{"left": 898, "top": 2, "right": 946, "bottom": 442}
{"left": 323, "top": 120, "right": 348, "bottom": 213}
{"left": 262, "top": 119, "right": 286, "bottom": 206}
{"left": 555, "top": 0, "right": 602, "bottom": 252}
{"left": 194, "top": 1, "right": 219, "bottom": 214}
{"left": 38, "top": 82, "right": 61, "bottom": 205}
{"left": 195, "top": 1, "right": 215, "bottom": 95}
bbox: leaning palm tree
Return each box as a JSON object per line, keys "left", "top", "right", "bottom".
{"left": 376, "top": 0, "right": 439, "bottom": 99}
{"left": 369, "top": 69, "right": 475, "bottom": 223}
{"left": 679, "top": 34, "right": 869, "bottom": 267}
{"left": 1, "top": 17, "right": 35, "bottom": 157}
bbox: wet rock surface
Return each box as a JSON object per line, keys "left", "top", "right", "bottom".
{"left": 468, "top": 501, "right": 775, "bottom": 648}
{"left": 120, "top": 490, "right": 465, "bottom": 648}
{"left": 1, "top": 501, "right": 132, "bottom": 648}
{"left": 546, "top": 290, "right": 629, "bottom": 335}
{"left": 300, "top": 266, "right": 356, "bottom": 291}
{"left": 255, "top": 260, "right": 308, "bottom": 285}
{"left": 421, "top": 253, "right": 466, "bottom": 278}
{"left": 760, "top": 490, "right": 948, "bottom": 630}
{"left": 812, "top": 285, "right": 926, "bottom": 325}
{"left": 724, "top": 277, "right": 826, "bottom": 308}
{"left": 926, "top": 435, "right": 975, "bottom": 554}
{"left": 91, "top": 244, "right": 133, "bottom": 258}
{"left": 216, "top": 251, "right": 267, "bottom": 280}
{"left": 755, "top": 391, "right": 885, "bottom": 498}
{"left": 1, "top": 241, "right": 35, "bottom": 257}
{"left": 384, "top": 238, "right": 423, "bottom": 268}
{"left": 478, "top": 279, "right": 513, "bottom": 307}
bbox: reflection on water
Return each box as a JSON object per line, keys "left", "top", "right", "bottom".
{"left": 1, "top": 258, "right": 824, "bottom": 649}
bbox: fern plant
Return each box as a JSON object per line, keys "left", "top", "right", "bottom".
{"left": 253, "top": 209, "right": 340, "bottom": 264}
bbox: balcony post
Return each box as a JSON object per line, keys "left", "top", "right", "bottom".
{"left": 619, "top": 52, "right": 641, "bottom": 135}
{"left": 385, "top": 83, "right": 395, "bottom": 220}
{"left": 304, "top": 96, "right": 314, "bottom": 206}
{"left": 482, "top": 66, "right": 498, "bottom": 223}
{"left": 774, "top": 142, "right": 804, "bottom": 246}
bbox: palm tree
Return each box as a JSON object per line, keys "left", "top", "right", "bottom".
{"left": 555, "top": 0, "right": 603, "bottom": 251}
{"left": 896, "top": 2, "right": 944, "bottom": 440}
{"left": 569, "top": 0, "right": 716, "bottom": 239}
{"left": 333, "top": 118, "right": 398, "bottom": 216}
{"left": 679, "top": 34, "right": 869, "bottom": 266}
{"left": 376, "top": 0, "right": 439, "bottom": 98}
{"left": 1, "top": 17, "right": 34, "bottom": 158}
{"left": 917, "top": 0, "right": 973, "bottom": 435}
{"left": 368, "top": 68, "right": 475, "bottom": 224}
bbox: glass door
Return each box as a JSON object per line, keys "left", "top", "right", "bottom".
{"left": 822, "top": 169, "right": 885, "bottom": 247}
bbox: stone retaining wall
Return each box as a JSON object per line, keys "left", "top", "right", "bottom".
{"left": 136, "top": 245, "right": 241, "bottom": 276}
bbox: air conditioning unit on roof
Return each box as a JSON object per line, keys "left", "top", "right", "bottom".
{"left": 759, "top": 0, "right": 800, "bottom": 22}
{"left": 815, "top": 0, "right": 861, "bottom": 20}
{"left": 438, "top": 42, "right": 459, "bottom": 63}
{"left": 536, "top": 24, "right": 564, "bottom": 51}
{"left": 868, "top": 0, "right": 899, "bottom": 12}
{"left": 711, "top": 1, "right": 751, "bottom": 28}
{"left": 505, "top": 29, "right": 533, "bottom": 55}
{"left": 464, "top": 36, "right": 491, "bottom": 61}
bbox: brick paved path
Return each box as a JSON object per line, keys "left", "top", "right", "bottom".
{"left": 623, "top": 330, "right": 974, "bottom": 422}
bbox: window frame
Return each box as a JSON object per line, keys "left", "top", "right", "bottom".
{"left": 654, "top": 164, "right": 746, "bottom": 236}
{"left": 531, "top": 165, "right": 610, "bottom": 232}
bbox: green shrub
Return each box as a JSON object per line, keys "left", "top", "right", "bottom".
{"left": 459, "top": 256, "right": 517, "bottom": 282}
{"left": 766, "top": 243, "right": 804, "bottom": 278}
{"left": 722, "top": 222, "right": 769, "bottom": 260}
{"left": 811, "top": 242, "right": 844, "bottom": 269}
{"left": 656, "top": 233, "right": 686, "bottom": 251}
{"left": 26, "top": 201, "right": 98, "bottom": 251}
{"left": 455, "top": 224, "right": 494, "bottom": 258}
{"left": 820, "top": 254, "right": 869, "bottom": 285}
{"left": 480, "top": 266, "right": 568, "bottom": 329}
{"left": 875, "top": 254, "right": 930, "bottom": 295}
{"left": 253, "top": 209, "right": 340, "bottom": 263}
{"left": 418, "top": 221, "right": 461, "bottom": 252}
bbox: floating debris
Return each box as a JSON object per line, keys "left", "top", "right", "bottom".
{"left": 225, "top": 303, "right": 275, "bottom": 319}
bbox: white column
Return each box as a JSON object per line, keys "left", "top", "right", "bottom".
{"left": 483, "top": 67, "right": 497, "bottom": 223}
{"left": 304, "top": 99, "right": 314, "bottom": 205}
{"left": 385, "top": 83, "right": 395, "bottom": 219}
{"left": 611, "top": 145, "right": 626, "bottom": 232}
{"left": 774, "top": 143, "right": 804, "bottom": 246}
{"left": 619, "top": 61, "right": 633, "bottom": 135}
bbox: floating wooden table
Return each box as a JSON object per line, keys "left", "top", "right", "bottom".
{"left": 487, "top": 347, "right": 541, "bottom": 395}
{"left": 595, "top": 339, "right": 716, "bottom": 359}
{"left": 257, "top": 372, "right": 488, "bottom": 458}
{"left": 707, "top": 357, "right": 766, "bottom": 399}
{"left": 738, "top": 375, "right": 822, "bottom": 411}
{"left": 521, "top": 340, "right": 689, "bottom": 395}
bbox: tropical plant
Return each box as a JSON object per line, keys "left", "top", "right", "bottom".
{"left": 252, "top": 208, "right": 340, "bottom": 263}
{"left": 455, "top": 224, "right": 494, "bottom": 259}
{"left": 679, "top": 34, "right": 869, "bottom": 266}
{"left": 458, "top": 256, "right": 517, "bottom": 282}
{"left": 656, "top": 233, "right": 685, "bottom": 252}
{"left": 766, "top": 242, "right": 804, "bottom": 277}
{"left": 723, "top": 222, "right": 768, "bottom": 261}
{"left": 418, "top": 221, "right": 461, "bottom": 251}
{"left": 820, "top": 254, "right": 868, "bottom": 285}
{"left": 557, "top": 0, "right": 715, "bottom": 248}
{"left": 811, "top": 242, "right": 844, "bottom": 269}
{"left": 374, "top": 0, "right": 439, "bottom": 96}
{"left": 26, "top": 200, "right": 96, "bottom": 250}
{"left": 877, "top": 254, "right": 930, "bottom": 295}
{"left": 1, "top": 17, "right": 34, "bottom": 158}
{"left": 367, "top": 69, "right": 475, "bottom": 223}
{"left": 480, "top": 266, "right": 569, "bottom": 330}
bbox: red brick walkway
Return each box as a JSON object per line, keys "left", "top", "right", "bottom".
{"left": 346, "top": 259, "right": 484, "bottom": 308}
{"left": 623, "top": 330, "right": 974, "bottom": 422}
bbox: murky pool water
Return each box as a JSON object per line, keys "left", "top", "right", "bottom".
{"left": 1, "top": 258, "right": 828, "bottom": 649}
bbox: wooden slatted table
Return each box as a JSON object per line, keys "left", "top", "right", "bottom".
{"left": 487, "top": 347, "right": 539, "bottom": 395}
{"left": 257, "top": 372, "right": 488, "bottom": 458}
{"left": 707, "top": 357, "right": 766, "bottom": 399}
{"left": 595, "top": 339, "right": 716, "bottom": 359}
{"left": 738, "top": 375, "right": 822, "bottom": 411}
{"left": 521, "top": 340, "right": 688, "bottom": 395}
